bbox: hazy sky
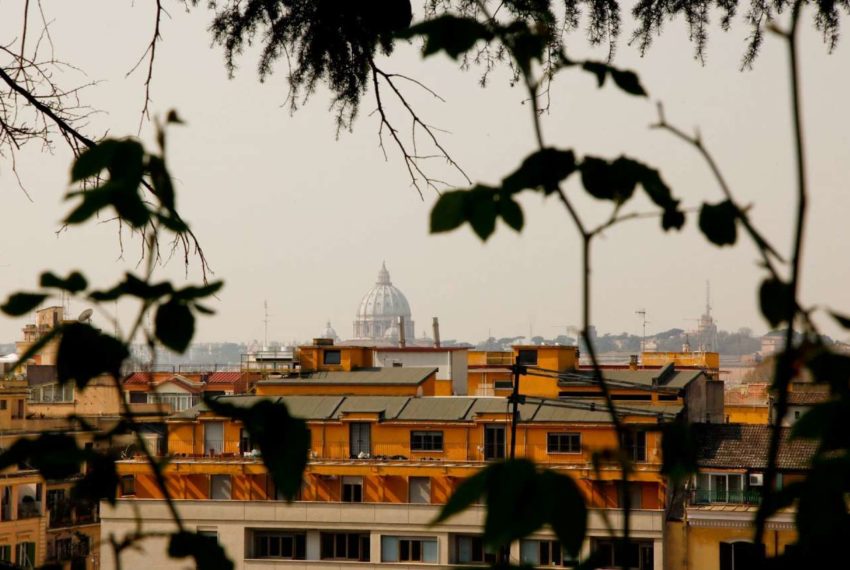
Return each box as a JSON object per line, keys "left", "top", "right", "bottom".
{"left": 1, "top": 2, "right": 848, "bottom": 346}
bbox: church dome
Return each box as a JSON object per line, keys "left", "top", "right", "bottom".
{"left": 353, "top": 263, "right": 415, "bottom": 341}
{"left": 319, "top": 321, "right": 339, "bottom": 341}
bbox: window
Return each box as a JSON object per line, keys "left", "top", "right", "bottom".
{"left": 409, "top": 477, "right": 431, "bottom": 504}
{"left": 517, "top": 349, "right": 538, "bottom": 366}
{"left": 76, "top": 536, "right": 90, "bottom": 557}
{"left": 251, "top": 531, "right": 306, "bottom": 559}
{"left": 12, "top": 399, "right": 24, "bottom": 419}
{"left": 719, "top": 541, "right": 765, "bottom": 570}
{"left": 547, "top": 433, "right": 581, "bottom": 454}
{"left": 381, "top": 536, "right": 438, "bottom": 563}
{"left": 129, "top": 392, "right": 147, "bottom": 404}
{"left": 210, "top": 475, "right": 232, "bottom": 500}
{"left": 592, "top": 539, "right": 653, "bottom": 570}
{"left": 0, "top": 400, "right": 6, "bottom": 410}
{"left": 0, "top": 545, "right": 9, "bottom": 562}
{"left": 320, "top": 532, "right": 370, "bottom": 561}
{"left": 521, "top": 540, "right": 573, "bottom": 567}
{"left": 621, "top": 430, "right": 647, "bottom": 462}
{"left": 484, "top": 425, "right": 506, "bottom": 460}
{"left": 452, "top": 535, "right": 503, "bottom": 565}
{"left": 55, "top": 538, "right": 72, "bottom": 561}
{"left": 342, "top": 476, "right": 363, "bottom": 502}
{"left": 120, "top": 475, "right": 136, "bottom": 496}
{"left": 411, "top": 431, "right": 444, "bottom": 452}
{"left": 695, "top": 473, "right": 746, "bottom": 503}
{"left": 350, "top": 422, "right": 371, "bottom": 457}
{"left": 16, "top": 542, "right": 35, "bottom": 570}
{"left": 323, "top": 350, "right": 342, "bottom": 365}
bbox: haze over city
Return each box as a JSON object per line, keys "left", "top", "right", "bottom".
{"left": 0, "top": 3, "right": 848, "bottom": 346}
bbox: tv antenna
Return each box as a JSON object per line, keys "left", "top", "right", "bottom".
{"left": 636, "top": 309, "right": 649, "bottom": 352}
{"left": 263, "top": 300, "right": 271, "bottom": 349}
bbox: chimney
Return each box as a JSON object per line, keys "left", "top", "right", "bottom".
{"left": 398, "top": 316, "right": 406, "bottom": 348}
{"left": 629, "top": 355, "right": 639, "bottom": 370}
{"left": 432, "top": 317, "right": 441, "bottom": 348}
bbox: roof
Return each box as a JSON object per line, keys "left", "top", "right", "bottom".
{"left": 124, "top": 372, "right": 151, "bottom": 385}
{"left": 206, "top": 372, "right": 242, "bottom": 385}
{"left": 785, "top": 390, "right": 830, "bottom": 405}
{"left": 173, "top": 395, "right": 681, "bottom": 424}
{"left": 692, "top": 424, "right": 817, "bottom": 471}
{"left": 563, "top": 366, "right": 705, "bottom": 390}
{"left": 259, "top": 367, "right": 437, "bottom": 386}
{"left": 375, "top": 347, "right": 468, "bottom": 352}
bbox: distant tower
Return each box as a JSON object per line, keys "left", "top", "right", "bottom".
{"left": 697, "top": 281, "right": 718, "bottom": 352}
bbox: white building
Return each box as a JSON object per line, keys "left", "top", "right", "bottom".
{"left": 352, "top": 263, "right": 416, "bottom": 343}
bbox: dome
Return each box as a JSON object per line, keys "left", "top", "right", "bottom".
{"left": 319, "top": 320, "right": 339, "bottom": 341}
{"left": 353, "top": 262, "right": 415, "bottom": 341}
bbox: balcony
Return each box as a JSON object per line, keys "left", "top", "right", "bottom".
{"left": 690, "top": 488, "right": 762, "bottom": 505}
{"left": 48, "top": 500, "right": 99, "bottom": 529}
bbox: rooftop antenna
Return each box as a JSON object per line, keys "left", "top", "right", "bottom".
{"left": 263, "top": 300, "right": 271, "bottom": 349}
{"left": 636, "top": 309, "right": 649, "bottom": 353}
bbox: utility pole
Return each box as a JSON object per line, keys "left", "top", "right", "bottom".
{"left": 509, "top": 357, "right": 526, "bottom": 460}
{"left": 635, "top": 309, "right": 649, "bottom": 354}
{"left": 263, "top": 300, "right": 270, "bottom": 349}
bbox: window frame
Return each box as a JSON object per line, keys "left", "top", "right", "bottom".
{"left": 546, "top": 432, "right": 581, "bottom": 454}
{"left": 381, "top": 536, "right": 439, "bottom": 563}
{"left": 251, "top": 531, "right": 307, "bottom": 560}
{"left": 342, "top": 476, "right": 364, "bottom": 503}
{"left": 320, "top": 532, "right": 370, "bottom": 562}
{"left": 517, "top": 349, "right": 538, "bottom": 366}
{"left": 323, "top": 350, "right": 342, "bottom": 365}
{"left": 410, "top": 431, "right": 444, "bottom": 452}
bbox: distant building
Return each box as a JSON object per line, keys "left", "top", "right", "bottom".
{"left": 351, "top": 263, "right": 415, "bottom": 344}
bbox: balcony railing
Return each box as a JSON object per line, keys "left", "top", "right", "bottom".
{"left": 690, "top": 488, "right": 762, "bottom": 505}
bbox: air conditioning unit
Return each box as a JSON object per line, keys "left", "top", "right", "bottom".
{"left": 749, "top": 473, "right": 764, "bottom": 487}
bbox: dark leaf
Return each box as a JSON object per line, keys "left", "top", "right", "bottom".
{"left": 499, "top": 197, "right": 524, "bottom": 232}
{"left": 9, "top": 327, "right": 62, "bottom": 373}
{"left": 467, "top": 187, "right": 498, "bottom": 241}
{"left": 57, "top": 323, "right": 128, "bottom": 389}
{"left": 639, "top": 168, "right": 676, "bottom": 209}
{"left": 40, "top": 271, "right": 88, "bottom": 294}
{"left": 830, "top": 311, "right": 850, "bottom": 329}
{"left": 581, "top": 62, "right": 607, "bottom": 87}
{"left": 166, "top": 109, "right": 185, "bottom": 124}
{"left": 805, "top": 349, "right": 850, "bottom": 395}
{"left": 110, "top": 180, "right": 150, "bottom": 228}
{"left": 432, "top": 467, "right": 490, "bottom": 525}
{"left": 63, "top": 188, "right": 113, "bottom": 225}
{"left": 502, "top": 21, "right": 547, "bottom": 75}
{"left": 73, "top": 452, "right": 120, "bottom": 505}
{"left": 205, "top": 398, "right": 309, "bottom": 501}
{"left": 169, "top": 531, "right": 234, "bottom": 570}
{"left": 173, "top": 281, "right": 224, "bottom": 302}
{"left": 662, "top": 207, "right": 686, "bottom": 231}
{"left": 501, "top": 148, "right": 576, "bottom": 195}
{"left": 148, "top": 155, "right": 176, "bottom": 211}
{"left": 661, "top": 421, "right": 698, "bottom": 486}
{"left": 1, "top": 292, "right": 47, "bottom": 316}
{"left": 89, "top": 273, "right": 174, "bottom": 302}
{"left": 431, "top": 191, "right": 467, "bottom": 234}
{"left": 538, "top": 470, "right": 587, "bottom": 557}
{"left": 155, "top": 300, "right": 195, "bottom": 353}
{"left": 481, "top": 460, "right": 548, "bottom": 548}
{"left": 399, "top": 16, "right": 493, "bottom": 59}
{"left": 0, "top": 434, "right": 84, "bottom": 480}
{"left": 579, "top": 157, "right": 640, "bottom": 204}
{"left": 609, "top": 69, "right": 648, "bottom": 96}
{"left": 698, "top": 200, "right": 739, "bottom": 246}
{"left": 71, "top": 139, "right": 122, "bottom": 182}
{"left": 759, "top": 278, "right": 792, "bottom": 328}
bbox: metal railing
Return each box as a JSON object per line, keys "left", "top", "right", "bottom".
{"left": 690, "top": 488, "right": 761, "bottom": 505}
{"left": 48, "top": 501, "right": 99, "bottom": 528}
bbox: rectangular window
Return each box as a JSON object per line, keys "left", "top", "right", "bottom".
{"left": 251, "top": 531, "right": 306, "bottom": 560}
{"left": 129, "top": 392, "right": 147, "bottom": 404}
{"left": 621, "top": 430, "right": 647, "bottom": 462}
{"left": 16, "top": 542, "right": 35, "bottom": 570}
{"left": 0, "top": 545, "right": 9, "bottom": 562}
{"left": 452, "top": 535, "right": 501, "bottom": 565}
{"left": 696, "top": 473, "right": 746, "bottom": 503}
{"left": 517, "top": 349, "right": 538, "bottom": 366}
{"left": 350, "top": 422, "right": 371, "bottom": 458}
{"left": 12, "top": 399, "right": 24, "bottom": 419}
{"left": 411, "top": 431, "right": 444, "bottom": 452}
{"left": 592, "top": 539, "right": 653, "bottom": 570}
{"left": 381, "top": 536, "right": 438, "bottom": 563}
{"left": 409, "top": 477, "right": 431, "bottom": 504}
{"left": 0, "top": 400, "right": 6, "bottom": 410}
{"left": 320, "top": 533, "right": 370, "bottom": 561}
{"left": 55, "top": 538, "right": 72, "bottom": 561}
{"left": 520, "top": 540, "right": 571, "bottom": 567}
{"left": 323, "top": 350, "right": 342, "bottom": 365}
{"left": 547, "top": 433, "right": 581, "bottom": 454}
{"left": 210, "top": 475, "right": 232, "bottom": 500}
{"left": 120, "top": 475, "right": 136, "bottom": 496}
{"left": 342, "top": 476, "right": 363, "bottom": 503}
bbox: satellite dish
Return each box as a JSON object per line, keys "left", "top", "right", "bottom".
{"left": 78, "top": 308, "right": 94, "bottom": 322}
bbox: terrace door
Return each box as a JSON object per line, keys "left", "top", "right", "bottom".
{"left": 350, "top": 423, "right": 371, "bottom": 458}
{"left": 205, "top": 422, "right": 224, "bottom": 456}
{"left": 484, "top": 425, "right": 505, "bottom": 460}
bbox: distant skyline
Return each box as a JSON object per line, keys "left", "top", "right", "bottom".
{"left": 1, "top": 4, "right": 849, "bottom": 347}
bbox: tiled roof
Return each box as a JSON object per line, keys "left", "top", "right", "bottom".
{"left": 124, "top": 372, "right": 151, "bottom": 385}
{"left": 692, "top": 424, "right": 817, "bottom": 471}
{"left": 561, "top": 365, "right": 705, "bottom": 390}
{"left": 206, "top": 372, "right": 242, "bottom": 385}
{"left": 785, "top": 391, "right": 830, "bottom": 405}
